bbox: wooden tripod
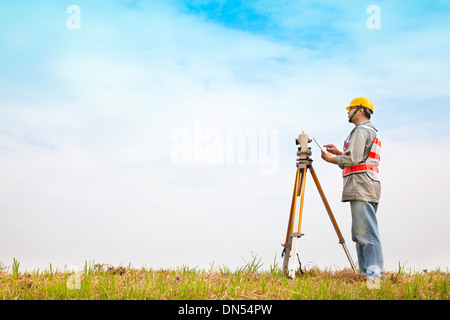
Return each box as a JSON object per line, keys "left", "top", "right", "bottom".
{"left": 281, "top": 132, "right": 357, "bottom": 279}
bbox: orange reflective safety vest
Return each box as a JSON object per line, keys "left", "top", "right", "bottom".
{"left": 342, "top": 124, "right": 381, "bottom": 182}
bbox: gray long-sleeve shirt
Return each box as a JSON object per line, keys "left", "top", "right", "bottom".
{"left": 335, "top": 120, "right": 381, "bottom": 203}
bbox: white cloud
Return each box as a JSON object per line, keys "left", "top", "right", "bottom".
{"left": 379, "top": 135, "right": 450, "bottom": 270}
{"left": 1, "top": 0, "right": 449, "bottom": 272}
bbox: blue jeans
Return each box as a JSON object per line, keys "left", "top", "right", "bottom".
{"left": 350, "top": 200, "right": 383, "bottom": 279}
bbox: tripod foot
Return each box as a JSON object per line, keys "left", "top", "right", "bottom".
{"left": 281, "top": 233, "right": 304, "bottom": 279}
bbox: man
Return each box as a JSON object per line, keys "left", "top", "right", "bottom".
{"left": 321, "top": 97, "right": 383, "bottom": 286}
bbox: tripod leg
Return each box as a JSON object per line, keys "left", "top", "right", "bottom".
{"left": 309, "top": 165, "right": 357, "bottom": 273}
{"left": 282, "top": 168, "right": 306, "bottom": 278}
{"left": 284, "top": 169, "right": 300, "bottom": 244}
{"left": 297, "top": 168, "right": 307, "bottom": 234}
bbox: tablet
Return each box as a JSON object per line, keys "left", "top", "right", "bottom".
{"left": 313, "top": 137, "right": 327, "bottom": 153}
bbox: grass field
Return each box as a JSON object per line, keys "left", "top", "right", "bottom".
{"left": 0, "top": 258, "right": 448, "bottom": 300}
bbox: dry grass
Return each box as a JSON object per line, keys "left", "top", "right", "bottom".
{"left": 0, "top": 260, "right": 448, "bottom": 300}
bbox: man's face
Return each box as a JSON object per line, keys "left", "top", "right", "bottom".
{"left": 347, "top": 107, "right": 357, "bottom": 121}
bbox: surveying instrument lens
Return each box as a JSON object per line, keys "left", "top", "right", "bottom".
{"left": 281, "top": 131, "right": 356, "bottom": 279}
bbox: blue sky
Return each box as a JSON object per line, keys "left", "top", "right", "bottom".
{"left": 1, "top": 0, "right": 449, "bottom": 272}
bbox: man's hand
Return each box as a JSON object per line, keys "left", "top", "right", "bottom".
{"left": 321, "top": 151, "right": 337, "bottom": 164}
{"left": 323, "top": 144, "right": 343, "bottom": 155}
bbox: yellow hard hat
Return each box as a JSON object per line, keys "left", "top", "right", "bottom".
{"left": 346, "top": 97, "right": 374, "bottom": 113}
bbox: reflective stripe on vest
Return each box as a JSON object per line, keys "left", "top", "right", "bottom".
{"left": 343, "top": 164, "right": 379, "bottom": 175}
{"left": 342, "top": 124, "right": 381, "bottom": 181}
